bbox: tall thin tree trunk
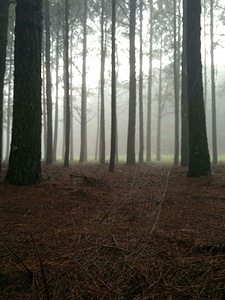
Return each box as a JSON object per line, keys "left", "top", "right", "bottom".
{"left": 53, "top": 0, "right": 60, "bottom": 162}
{"left": 99, "top": 0, "right": 106, "bottom": 164}
{"left": 146, "top": 0, "right": 153, "bottom": 162}
{"left": 79, "top": 0, "right": 88, "bottom": 163}
{"left": 156, "top": 36, "right": 163, "bottom": 162}
{"left": 139, "top": 0, "right": 144, "bottom": 163}
{"left": 64, "top": 0, "right": 70, "bottom": 167}
{"left": 126, "top": 0, "right": 137, "bottom": 165}
{"left": 109, "top": 0, "right": 116, "bottom": 172}
{"left": 173, "top": 0, "right": 179, "bottom": 166}
{"left": 210, "top": 0, "right": 217, "bottom": 165}
{"left": 181, "top": 0, "right": 189, "bottom": 166}
{"left": 44, "top": 0, "right": 53, "bottom": 164}
{"left": 70, "top": 28, "right": 74, "bottom": 161}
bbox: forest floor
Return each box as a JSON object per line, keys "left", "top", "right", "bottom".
{"left": 0, "top": 162, "right": 225, "bottom": 300}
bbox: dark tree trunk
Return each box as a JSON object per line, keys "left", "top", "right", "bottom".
{"left": 139, "top": 0, "right": 144, "bottom": 163}
{"left": 173, "top": 0, "right": 179, "bottom": 166}
{"left": 186, "top": 0, "right": 211, "bottom": 177}
{"left": 79, "top": 0, "right": 88, "bottom": 163}
{"left": 109, "top": 0, "right": 116, "bottom": 172}
{"left": 52, "top": 0, "right": 60, "bottom": 162}
{"left": 99, "top": 0, "right": 106, "bottom": 165}
{"left": 44, "top": 0, "right": 53, "bottom": 164}
{"left": 146, "top": 0, "right": 153, "bottom": 162}
{"left": 64, "top": 0, "right": 70, "bottom": 168}
{"left": 126, "top": 0, "right": 136, "bottom": 165}
{"left": 0, "top": 0, "right": 9, "bottom": 170}
{"left": 181, "top": 0, "right": 189, "bottom": 167}
{"left": 5, "top": 0, "right": 42, "bottom": 185}
{"left": 210, "top": 0, "right": 217, "bottom": 165}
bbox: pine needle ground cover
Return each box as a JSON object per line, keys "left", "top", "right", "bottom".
{"left": 0, "top": 163, "right": 225, "bottom": 299}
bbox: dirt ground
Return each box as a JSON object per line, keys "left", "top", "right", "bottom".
{"left": 0, "top": 162, "right": 225, "bottom": 300}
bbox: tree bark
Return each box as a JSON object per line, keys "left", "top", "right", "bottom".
{"left": 126, "top": 0, "right": 136, "bottom": 165}
{"left": 5, "top": 0, "right": 42, "bottom": 185}
{"left": 210, "top": 0, "right": 217, "bottom": 165}
{"left": 79, "top": 0, "right": 88, "bottom": 163}
{"left": 63, "top": 0, "right": 70, "bottom": 168}
{"left": 44, "top": 0, "right": 53, "bottom": 164}
{"left": 181, "top": 0, "right": 189, "bottom": 167}
{"left": 186, "top": 0, "right": 211, "bottom": 177}
{"left": 109, "top": 0, "right": 116, "bottom": 172}
{"left": 139, "top": 0, "right": 144, "bottom": 163}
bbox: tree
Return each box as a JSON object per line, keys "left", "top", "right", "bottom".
{"left": 138, "top": 0, "right": 144, "bottom": 163}
{"left": 0, "top": 0, "right": 10, "bottom": 170}
{"left": 173, "top": 0, "right": 180, "bottom": 166}
{"left": 186, "top": 0, "right": 211, "bottom": 177}
{"left": 64, "top": 0, "right": 70, "bottom": 168}
{"left": 210, "top": 0, "right": 218, "bottom": 165}
{"left": 44, "top": 0, "right": 53, "bottom": 164}
{"left": 146, "top": 0, "right": 153, "bottom": 162}
{"left": 79, "top": 0, "right": 88, "bottom": 163}
{"left": 5, "top": 0, "right": 42, "bottom": 185}
{"left": 109, "top": 0, "right": 117, "bottom": 172}
{"left": 181, "top": 0, "right": 189, "bottom": 167}
{"left": 126, "top": 0, "right": 137, "bottom": 165}
{"left": 99, "top": 0, "right": 106, "bottom": 164}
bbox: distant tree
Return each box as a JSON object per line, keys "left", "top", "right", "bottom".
{"left": 5, "top": 0, "right": 42, "bottom": 185}
{"left": 109, "top": 0, "right": 117, "bottom": 172}
{"left": 126, "top": 0, "right": 137, "bottom": 165}
{"left": 186, "top": 0, "right": 211, "bottom": 177}
{"left": 0, "top": 0, "right": 9, "bottom": 170}
{"left": 181, "top": 0, "right": 189, "bottom": 167}
{"left": 64, "top": 0, "right": 70, "bottom": 168}
{"left": 79, "top": 0, "right": 88, "bottom": 163}
{"left": 44, "top": 0, "right": 53, "bottom": 164}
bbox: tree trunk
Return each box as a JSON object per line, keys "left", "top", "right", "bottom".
{"left": 109, "top": 0, "right": 116, "bottom": 172}
{"left": 126, "top": 0, "right": 136, "bottom": 165}
{"left": 44, "top": 0, "right": 53, "bottom": 164}
{"left": 186, "top": 0, "right": 211, "bottom": 177}
{"left": 139, "top": 0, "right": 144, "bottom": 163}
{"left": 63, "top": 0, "right": 70, "bottom": 168}
{"left": 181, "top": 0, "right": 189, "bottom": 166}
{"left": 99, "top": 0, "right": 106, "bottom": 164}
{"left": 53, "top": 0, "right": 60, "bottom": 162}
{"left": 173, "top": 0, "right": 179, "bottom": 166}
{"left": 79, "top": 0, "right": 88, "bottom": 163}
{"left": 156, "top": 36, "right": 163, "bottom": 162}
{"left": 5, "top": 0, "right": 42, "bottom": 185}
{"left": 0, "top": 0, "right": 9, "bottom": 170}
{"left": 146, "top": 0, "right": 153, "bottom": 162}
{"left": 210, "top": 0, "right": 217, "bottom": 165}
